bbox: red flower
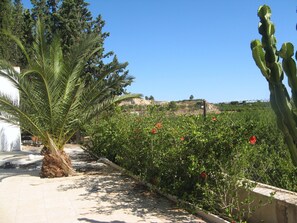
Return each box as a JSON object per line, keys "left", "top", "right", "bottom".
{"left": 249, "top": 135, "right": 257, "bottom": 145}
{"left": 180, "top": 137, "right": 185, "bottom": 141}
{"left": 155, "top": 122, "right": 162, "bottom": 129}
{"left": 200, "top": 171, "right": 207, "bottom": 179}
{"left": 212, "top": 117, "right": 217, "bottom": 121}
{"left": 151, "top": 128, "right": 157, "bottom": 134}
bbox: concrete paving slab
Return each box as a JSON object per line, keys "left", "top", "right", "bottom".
{"left": 0, "top": 169, "right": 208, "bottom": 223}
{"left": 0, "top": 146, "right": 209, "bottom": 223}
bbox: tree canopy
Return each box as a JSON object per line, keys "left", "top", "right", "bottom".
{"left": 0, "top": 0, "right": 133, "bottom": 96}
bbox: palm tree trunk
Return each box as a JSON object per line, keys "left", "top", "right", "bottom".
{"left": 40, "top": 138, "right": 76, "bottom": 178}
{"left": 40, "top": 147, "right": 76, "bottom": 178}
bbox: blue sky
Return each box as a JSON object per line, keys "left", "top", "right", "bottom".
{"left": 22, "top": 0, "right": 297, "bottom": 103}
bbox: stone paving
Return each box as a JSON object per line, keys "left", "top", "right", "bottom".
{"left": 0, "top": 145, "right": 209, "bottom": 223}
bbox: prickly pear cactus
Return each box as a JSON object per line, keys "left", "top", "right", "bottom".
{"left": 251, "top": 5, "right": 297, "bottom": 166}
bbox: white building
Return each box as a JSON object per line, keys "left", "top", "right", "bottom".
{"left": 0, "top": 67, "right": 21, "bottom": 151}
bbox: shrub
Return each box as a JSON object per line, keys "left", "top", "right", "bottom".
{"left": 85, "top": 108, "right": 297, "bottom": 221}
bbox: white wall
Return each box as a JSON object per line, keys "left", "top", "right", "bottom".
{"left": 0, "top": 67, "right": 21, "bottom": 151}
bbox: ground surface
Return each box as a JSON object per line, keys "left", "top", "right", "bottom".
{"left": 0, "top": 145, "right": 208, "bottom": 223}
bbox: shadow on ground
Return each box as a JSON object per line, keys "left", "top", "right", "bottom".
{"left": 0, "top": 168, "right": 40, "bottom": 182}
{"left": 0, "top": 147, "right": 205, "bottom": 223}
{"left": 78, "top": 218, "right": 126, "bottom": 223}
{"left": 58, "top": 163, "right": 203, "bottom": 223}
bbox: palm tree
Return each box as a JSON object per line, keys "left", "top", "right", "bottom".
{"left": 0, "top": 20, "right": 139, "bottom": 177}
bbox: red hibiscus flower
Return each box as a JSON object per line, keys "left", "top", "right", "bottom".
{"left": 155, "top": 122, "right": 162, "bottom": 129}
{"left": 200, "top": 171, "right": 207, "bottom": 179}
{"left": 180, "top": 137, "right": 185, "bottom": 141}
{"left": 151, "top": 128, "right": 157, "bottom": 134}
{"left": 249, "top": 135, "right": 257, "bottom": 145}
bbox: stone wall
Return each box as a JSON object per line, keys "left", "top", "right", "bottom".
{"left": 240, "top": 181, "right": 297, "bottom": 223}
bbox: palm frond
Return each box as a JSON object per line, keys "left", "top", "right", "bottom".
{"left": 0, "top": 94, "right": 45, "bottom": 139}
{"left": 0, "top": 62, "right": 20, "bottom": 89}
{"left": 81, "top": 93, "right": 141, "bottom": 123}
{"left": 1, "top": 30, "right": 30, "bottom": 64}
{"left": 0, "top": 18, "right": 139, "bottom": 151}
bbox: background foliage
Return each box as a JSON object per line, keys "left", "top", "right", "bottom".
{"left": 0, "top": 0, "right": 133, "bottom": 96}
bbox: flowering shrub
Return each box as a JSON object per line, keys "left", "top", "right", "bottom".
{"left": 85, "top": 108, "right": 297, "bottom": 222}
{"left": 249, "top": 135, "right": 257, "bottom": 145}
{"left": 151, "top": 128, "right": 157, "bottom": 134}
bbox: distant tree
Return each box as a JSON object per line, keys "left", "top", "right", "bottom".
{"left": 30, "top": 0, "right": 53, "bottom": 40}
{"left": 145, "top": 96, "right": 149, "bottom": 100}
{"left": 196, "top": 100, "right": 203, "bottom": 107}
{"left": 56, "top": 0, "right": 92, "bottom": 52}
{"left": 0, "top": 0, "right": 26, "bottom": 66}
{"left": 29, "top": 0, "right": 133, "bottom": 96}
{"left": 230, "top": 101, "right": 239, "bottom": 105}
{"left": 0, "top": 0, "right": 13, "bottom": 61}
{"left": 168, "top": 101, "right": 177, "bottom": 111}
{"left": 189, "top": 95, "right": 194, "bottom": 100}
{"left": 148, "top": 95, "right": 154, "bottom": 101}
{"left": 0, "top": 1, "right": 14, "bottom": 37}
{"left": 46, "top": 0, "right": 60, "bottom": 34}
{"left": 0, "top": 0, "right": 133, "bottom": 98}
{"left": 12, "top": 0, "right": 27, "bottom": 65}
{"left": 22, "top": 9, "right": 34, "bottom": 57}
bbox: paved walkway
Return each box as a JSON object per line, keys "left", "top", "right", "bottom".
{"left": 0, "top": 146, "right": 209, "bottom": 223}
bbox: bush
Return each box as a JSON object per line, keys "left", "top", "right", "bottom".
{"left": 85, "top": 108, "right": 297, "bottom": 222}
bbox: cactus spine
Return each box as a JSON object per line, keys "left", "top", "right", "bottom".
{"left": 251, "top": 5, "right": 297, "bottom": 166}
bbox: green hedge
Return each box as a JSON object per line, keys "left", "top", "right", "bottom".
{"left": 85, "top": 108, "right": 297, "bottom": 222}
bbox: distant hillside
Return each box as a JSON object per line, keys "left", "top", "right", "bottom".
{"left": 215, "top": 100, "right": 271, "bottom": 112}
{"left": 120, "top": 98, "right": 272, "bottom": 114}
{"left": 120, "top": 98, "right": 153, "bottom": 106}
{"left": 120, "top": 98, "right": 220, "bottom": 115}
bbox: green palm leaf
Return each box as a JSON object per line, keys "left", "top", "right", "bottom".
{"left": 0, "top": 19, "right": 139, "bottom": 177}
